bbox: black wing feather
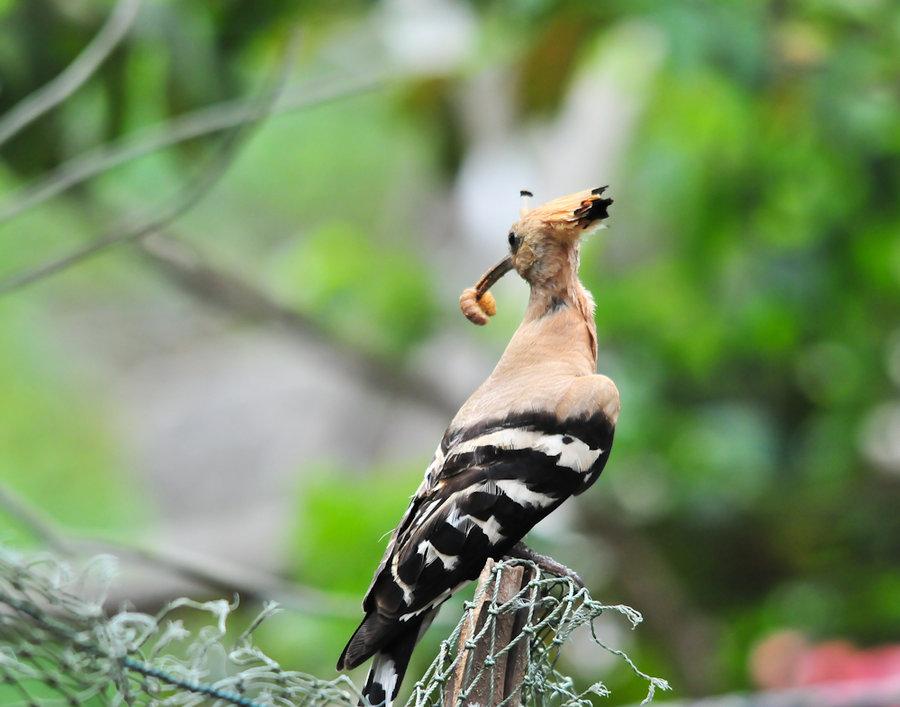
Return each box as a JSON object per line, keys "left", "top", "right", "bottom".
{"left": 342, "top": 409, "right": 614, "bottom": 670}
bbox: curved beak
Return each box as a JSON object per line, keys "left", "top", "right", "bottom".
{"left": 474, "top": 255, "right": 514, "bottom": 298}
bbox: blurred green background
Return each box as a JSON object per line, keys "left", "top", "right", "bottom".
{"left": 1, "top": 0, "right": 899, "bottom": 704}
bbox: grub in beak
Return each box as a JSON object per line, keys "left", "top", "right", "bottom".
{"left": 460, "top": 255, "right": 513, "bottom": 325}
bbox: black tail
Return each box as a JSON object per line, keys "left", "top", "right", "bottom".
{"left": 338, "top": 610, "right": 437, "bottom": 707}
{"left": 338, "top": 611, "right": 396, "bottom": 672}
{"left": 360, "top": 631, "right": 419, "bottom": 707}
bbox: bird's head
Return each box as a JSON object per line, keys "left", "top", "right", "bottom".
{"left": 508, "top": 187, "right": 613, "bottom": 283}
{"left": 460, "top": 187, "right": 613, "bottom": 325}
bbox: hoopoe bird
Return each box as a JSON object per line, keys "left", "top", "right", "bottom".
{"left": 337, "top": 187, "right": 619, "bottom": 706}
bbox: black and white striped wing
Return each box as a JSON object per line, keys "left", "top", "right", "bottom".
{"left": 363, "top": 410, "right": 615, "bottom": 624}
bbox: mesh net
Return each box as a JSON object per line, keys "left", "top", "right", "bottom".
{"left": 411, "top": 559, "right": 667, "bottom": 707}
{"left": 0, "top": 544, "right": 667, "bottom": 706}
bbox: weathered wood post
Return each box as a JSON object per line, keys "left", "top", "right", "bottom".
{"left": 443, "top": 559, "right": 537, "bottom": 707}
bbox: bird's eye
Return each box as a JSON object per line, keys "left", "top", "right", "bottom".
{"left": 508, "top": 232, "right": 521, "bottom": 252}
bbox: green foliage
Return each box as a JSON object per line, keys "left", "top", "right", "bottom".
{"left": 235, "top": 92, "right": 441, "bottom": 234}
{"left": 273, "top": 222, "right": 437, "bottom": 356}
{"left": 279, "top": 463, "right": 428, "bottom": 677}
{"left": 574, "top": 0, "right": 900, "bottom": 691}
{"left": 0, "top": 305, "right": 142, "bottom": 539}
{"left": 291, "top": 463, "right": 424, "bottom": 594}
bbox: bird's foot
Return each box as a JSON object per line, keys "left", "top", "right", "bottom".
{"left": 504, "top": 542, "right": 585, "bottom": 588}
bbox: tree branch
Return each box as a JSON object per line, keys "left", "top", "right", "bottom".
{"left": 0, "top": 72, "right": 384, "bottom": 226}
{"left": 0, "top": 30, "right": 301, "bottom": 297}
{"left": 138, "top": 233, "right": 459, "bottom": 416}
{"left": 0, "top": 0, "right": 142, "bottom": 147}
{"left": 0, "top": 482, "right": 356, "bottom": 616}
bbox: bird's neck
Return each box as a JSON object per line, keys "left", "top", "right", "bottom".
{"left": 523, "top": 275, "right": 597, "bottom": 357}
{"left": 520, "top": 245, "right": 597, "bottom": 361}
{"left": 523, "top": 276, "right": 590, "bottom": 323}
{"left": 494, "top": 252, "right": 598, "bottom": 383}
{"left": 452, "top": 267, "right": 597, "bottom": 423}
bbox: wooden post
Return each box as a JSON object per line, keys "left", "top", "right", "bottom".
{"left": 443, "top": 559, "right": 537, "bottom": 707}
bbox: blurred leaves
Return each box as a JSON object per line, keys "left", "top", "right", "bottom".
{"left": 273, "top": 222, "right": 437, "bottom": 356}
{"left": 291, "top": 463, "right": 421, "bottom": 594}
{"left": 0, "top": 304, "right": 140, "bottom": 539}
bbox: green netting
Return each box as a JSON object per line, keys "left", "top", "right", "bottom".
{"left": 410, "top": 560, "right": 668, "bottom": 707}
{"left": 0, "top": 544, "right": 667, "bottom": 706}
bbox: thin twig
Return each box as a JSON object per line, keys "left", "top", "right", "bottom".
{"left": 0, "top": 0, "right": 141, "bottom": 147}
{"left": 0, "top": 72, "right": 384, "bottom": 226}
{"left": 0, "top": 482, "right": 356, "bottom": 616}
{"left": 0, "top": 30, "right": 301, "bottom": 297}
{"left": 75, "top": 538, "right": 358, "bottom": 617}
{"left": 0, "top": 483, "right": 75, "bottom": 553}
{"left": 138, "top": 233, "right": 459, "bottom": 416}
